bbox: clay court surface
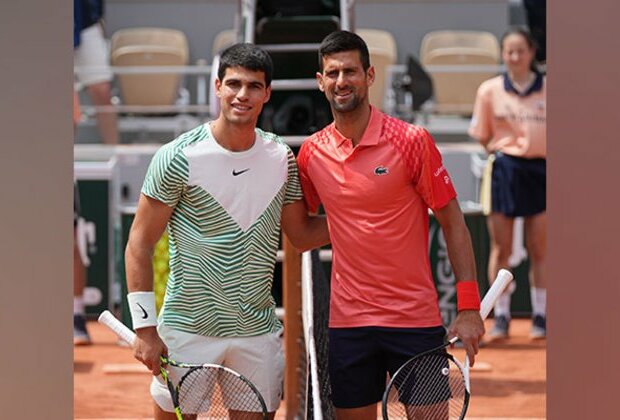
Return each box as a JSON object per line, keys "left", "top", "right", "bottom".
{"left": 74, "top": 318, "right": 546, "bottom": 419}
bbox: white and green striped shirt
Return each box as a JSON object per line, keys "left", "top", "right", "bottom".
{"left": 142, "top": 123, "right": 302, "bottom": 337}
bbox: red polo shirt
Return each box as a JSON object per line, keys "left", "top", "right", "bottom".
{"left": 298, "top": 106, "right": 457, "bottom": 328}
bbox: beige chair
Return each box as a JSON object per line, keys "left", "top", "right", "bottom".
{"left": 212, "top": 29, "right": 237, "bottom": 58}
{"left": 356, "top": 28, "right": 397, "bottom": 110}
{"left": 420, "top": 30, "right": 500, "bottom": 115}
{"left": 111, "top": 28, "right": 189, "bottom": 106}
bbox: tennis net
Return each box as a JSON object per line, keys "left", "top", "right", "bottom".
{"left": 299, "top": 249, "right": 335, "bottom": 419}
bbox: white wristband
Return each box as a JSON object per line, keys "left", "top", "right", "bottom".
{"left": 127, "top": 291, "right": 158, "bottom": 329}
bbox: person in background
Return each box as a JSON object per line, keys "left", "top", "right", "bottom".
{"left": 298, "top": 30, "right": 485, "bottom": 420}
{"left": 469, "top": 27, "right": 546, "bottom": 340}
{"left": 74, "top": 0, "right": 119, "bottom": 144}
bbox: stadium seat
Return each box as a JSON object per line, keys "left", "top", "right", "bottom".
{"left": 356, "top": 28, "right": 397, "bottom": 111}
{"left": 111, "top": 27, "right": 189, "bottom": 106}
{"left": 420, "top": 30, "right": 500, "bottom": 116}
{"left": 211, "top": 29, "right": 237, "bottom": 57}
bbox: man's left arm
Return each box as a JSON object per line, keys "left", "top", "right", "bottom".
{"left": 433, "top": 198, "right": 485, "bottom": 365}
{"left": 281, "top": 200, "right": 330, "bottom": 252}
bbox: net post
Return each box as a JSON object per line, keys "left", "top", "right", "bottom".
{"left": 282, "top": 234, "right": 302, "bottom": 419}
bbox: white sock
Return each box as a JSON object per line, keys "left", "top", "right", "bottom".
{"left": 74, "top": 296, "right": 85, "bottom": 315}
{"left": 530, "top": 287, "right": 547, "bottom": 317}
{"left": 493, "top": 289, "right": 512, "bottom": 318}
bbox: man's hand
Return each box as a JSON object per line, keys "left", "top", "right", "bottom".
{"left": 133, "top": 327, "right": 168, "bottom": 375}
{"left": 448, "top": 310, "right": 485, "bottom": 366}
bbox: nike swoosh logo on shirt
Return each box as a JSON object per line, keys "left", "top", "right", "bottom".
{"left": 232, "top": 168, "right": 250, "bottom": 176}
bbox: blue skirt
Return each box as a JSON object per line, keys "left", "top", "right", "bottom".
{"left": 491, "top": 153, "right": 546, "bottom": 217}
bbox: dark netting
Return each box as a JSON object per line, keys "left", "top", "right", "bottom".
{"left": 304, "top": 249, "right": 335, "bottom": 419}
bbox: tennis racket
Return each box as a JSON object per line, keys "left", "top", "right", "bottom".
{"left": 98, "top": 310, "right": 269, "bottom": 420}
{"left": 381, "top": 268, "right": 513, "bottom": 420}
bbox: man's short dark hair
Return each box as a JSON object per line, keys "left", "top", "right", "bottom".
{"left": 318, "top": 30, "right": 371, "bottom": 71}
{"left": 218, "top": 43, "right": 273, "bottom": 86}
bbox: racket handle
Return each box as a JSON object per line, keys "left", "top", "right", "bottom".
{"left": 447, "top": 268, "right": 513, "bottom": 346}
{"left": 98, "top": 310, "right": 137, "bottom": 345}
{"left": 479, "top": 269, "right": 513, "bottom": 320}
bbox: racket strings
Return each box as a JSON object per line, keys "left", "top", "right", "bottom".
{"left": 386, "top": 353, "right": 467, "bottom": 419}
{"left": 177, "top": 367, "right": 265, "bottom": 418}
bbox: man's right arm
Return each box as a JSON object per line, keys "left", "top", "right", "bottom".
{"left": 125, "top": 193, "right": 174, "bottom": 375}
{"left": 281, "top": 200, "right": 330, "bottom": 251}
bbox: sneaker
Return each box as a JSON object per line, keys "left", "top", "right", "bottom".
{"left": 488, "top": 315, "right": 510, "bottom": 340}
{"left": 74, "top": 314, "right": 92, "bottom": 346}
{"left": 530, "top": 315, "right": 546, "bottom": 339}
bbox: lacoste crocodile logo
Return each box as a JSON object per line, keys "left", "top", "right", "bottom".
{"left": 374, "top": 166, "right": 389, "bottom": 176}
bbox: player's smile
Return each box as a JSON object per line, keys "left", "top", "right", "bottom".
{"left": 231, "top": 103, "right": 252, "bottom": 113}
{"left": 335, "top": 89, "right": 354, "bottom": 100}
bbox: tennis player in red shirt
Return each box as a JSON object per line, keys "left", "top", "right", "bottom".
{"left": 297, "top": 31, "right": 485, "bottom": 419}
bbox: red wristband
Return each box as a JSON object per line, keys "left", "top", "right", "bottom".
{"left": 456, "top": 281, "right": 481, "bottom": 312}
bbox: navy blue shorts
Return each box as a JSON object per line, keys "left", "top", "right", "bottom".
{"left": 328, "top": 326, "right": 447, "bottom": 409}
{"left": 491, "top": 153, "right": 546, "bottom": 217}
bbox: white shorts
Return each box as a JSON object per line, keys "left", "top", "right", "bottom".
{"left": 74, "top": 23, "right": 113, "bottom": 86}
{"left": 151, "top": 323, "right": 284, "bottom": 413}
